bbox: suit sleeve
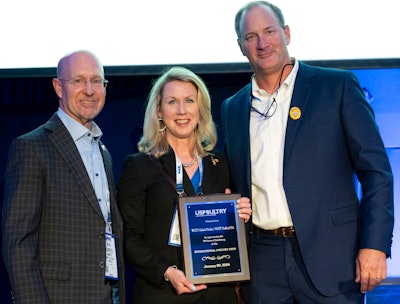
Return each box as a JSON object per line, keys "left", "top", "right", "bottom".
{"left": 2, "top": 138, "right": 49, "bottom": 303}
{"left": 342, "top": 71, "right": 394, "bottom": 256}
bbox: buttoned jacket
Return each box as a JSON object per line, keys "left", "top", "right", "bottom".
{"left": 221, "top": 61, "right": 394, "bottom": 296}
{"left": 2, "top": 113, "right": 125, "bottom": 303}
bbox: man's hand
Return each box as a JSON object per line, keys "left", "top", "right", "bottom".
{"left": 355, "top": 248, "right": 387, "bottom": 293}
{"left": 225, "top": 188, "right": 252, "bottom": 223}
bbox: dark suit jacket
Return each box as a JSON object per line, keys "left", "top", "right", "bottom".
{"left": 118, "top": 150, "right": 237, "bottom": 304}
{"left": 1, "top": 114, "right": 125, "bottom": 303}
{"left": 221, "top": 62, "right": 394, "bottom": 296}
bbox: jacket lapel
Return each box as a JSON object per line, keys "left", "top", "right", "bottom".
{"left": 99, "top": 141, "right": 123, "bottom": 232}
{"left": 225, "top": 84, "right": 252, "bottom": 197}
{"left": 160, "top": 149, "right": 201, "bottom": 196}
{"left": 284, "top": 63, "right": 315, "bottom": 170}
{"left": 45, "top": 114, "right": 104, "bottom": 220}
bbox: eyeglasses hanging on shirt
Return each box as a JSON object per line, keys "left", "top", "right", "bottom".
{"left": 250, "top": 92, "right": 278, "bottom": 119}
{"left": 249, "top": 62, "right": 294, "bottom": 119}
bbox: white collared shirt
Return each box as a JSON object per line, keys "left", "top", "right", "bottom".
{"left": 249, "top": 60, "right": 299, "bottom": 229}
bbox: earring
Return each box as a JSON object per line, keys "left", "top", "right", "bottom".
{"left": 158, "top": 117, "right": 166, "bottom": 132}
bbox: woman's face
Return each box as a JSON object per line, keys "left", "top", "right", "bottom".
{"left": 158, "top": 80, "right": 200, "bottom": 142}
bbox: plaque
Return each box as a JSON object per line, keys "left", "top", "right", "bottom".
{"left": 178, "top": 193, "right": 250, "bottom": 284}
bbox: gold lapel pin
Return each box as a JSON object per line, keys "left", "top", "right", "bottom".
{"left": 289, "top": 106, "right": 301, "bottom": 120}
{"left": 211, "top": 156, "right": 219, "bottom": 166}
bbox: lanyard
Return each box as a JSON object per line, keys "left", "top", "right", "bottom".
{"left": 169, "top": 153, "right": 203, "bottom": 247}
{"left": 106, "top": 191, "right": 112, "bottom": 234}
{"left": 175, "top": 153, "right": 203, "bottom": 196}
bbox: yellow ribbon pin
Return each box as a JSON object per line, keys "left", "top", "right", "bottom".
{"left": 290, "top": 106, "right": 301, "bottom": 120}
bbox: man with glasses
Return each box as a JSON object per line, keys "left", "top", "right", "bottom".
{"left": 221, "top": 1, "right": 393, "bottom": 303}
{"left": 2, "top": 50, "right": 125, "bottom": 303}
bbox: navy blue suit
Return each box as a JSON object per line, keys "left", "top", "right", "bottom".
{"left": 221, "top": 61, "right": 393, "bottom": 296}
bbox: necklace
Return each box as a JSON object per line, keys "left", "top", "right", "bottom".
{"left": 181, "top": 152, "right": 198, "bottom": 167}
{"left": 182, "top": 157, "right": 196, "bottom": 167}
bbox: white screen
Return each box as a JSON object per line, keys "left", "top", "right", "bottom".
{"left": 1, "top": 0, "right": 398, "bottom": 69}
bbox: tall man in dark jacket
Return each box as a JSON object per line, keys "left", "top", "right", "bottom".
{"left": 221, "top": 2, "right": 394, "bottom": 303}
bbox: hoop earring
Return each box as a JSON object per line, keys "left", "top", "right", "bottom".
{"left": 158, "top": 117, "right": 166, "bottom": 132}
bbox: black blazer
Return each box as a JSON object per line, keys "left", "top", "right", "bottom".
{"left": 118, "top": 149, "right": 237, "bottom": 304}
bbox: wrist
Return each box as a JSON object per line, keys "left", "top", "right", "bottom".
{"left": 164, "top": 265, "right": 177, "bottom": 281}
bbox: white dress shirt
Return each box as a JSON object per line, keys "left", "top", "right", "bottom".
{"left": 250, "top": 60, "right": 299, "bottom": 229}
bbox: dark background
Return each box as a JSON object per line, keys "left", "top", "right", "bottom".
{"left": 1, "top": 59, "right": 399, "bottom": 303}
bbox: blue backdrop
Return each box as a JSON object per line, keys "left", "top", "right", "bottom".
{"left": 0, "top": 66, "right": 399, "bottom": 302}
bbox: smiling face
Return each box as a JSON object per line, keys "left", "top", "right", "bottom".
{"left": 52, "top": 51, "right": 106, "bottom": 129}
{"left": 238, "top": 5, "right": 291, "bottom": 76}
{"left": 158, "top": 80, "right": 200, "bottom": 144}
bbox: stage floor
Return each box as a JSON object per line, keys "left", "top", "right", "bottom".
{"left": 366, "top": 279, "right": 400, "bottom": 303}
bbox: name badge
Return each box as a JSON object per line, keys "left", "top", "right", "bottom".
{"left": 105, "top": 233, "right": 119, "bottom": 280}
{"left": 168, "top": 206, "right": 181, "bottom": 246}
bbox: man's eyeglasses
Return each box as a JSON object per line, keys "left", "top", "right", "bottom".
{"left": 250, "top": 96, "right": 277, "bottom": 119}
{"left": 58, "top": 78, "right": 108, "bottom": 88}
{"left": 249, "top": 60, "right": 294, "bottom": 119}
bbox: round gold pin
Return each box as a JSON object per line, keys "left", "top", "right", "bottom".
{"left": 290, "top": 106, "right": 301, "bottom": 120}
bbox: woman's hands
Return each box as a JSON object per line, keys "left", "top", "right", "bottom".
{"left": 164, "top": 266, "right": 207, "bottom": 295}
{"left": 164, "top": 188, "right": 251, "bottom": 295}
